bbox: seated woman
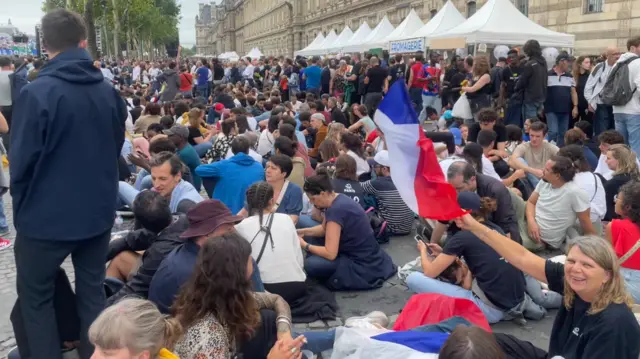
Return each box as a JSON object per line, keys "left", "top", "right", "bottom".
{"left": 557, "top": 145, "right": 606, "bottom": 234}
{"left": 238, "top": 154, "right": 303, "bottom": 225}
{"left": 172, "top": 232, "right": 332, "bottom": 358}
{"left": 453, "top": 209, "right": 640, "bottom": 359}
{"left": 341, "top": 132, "right": 371, "bottom": 180}
{"left": 204, "top": 118, "right": 236, "bottom": 163}
{"left": 187, "top": 107, "right": 214, "bottom": 157}
{"left": 298, "top": 174, "right": 397, "bottom": 291}
{"left": 235, "top": 182, "right": 306, "bottom": 303}
{"left": 89, "top": 298, "right": 181, "bottom": 359}
{"left": 604, "top": 144, "right": 640, "bottom": 221}
{"left": 274, "top": 136, "right": 305, "bottom": 188}
{"left": 406, "top": 192, "right": 560, "bottom": 324}
{"left": 348, "top": 104, "right": 376, "bottom": 139}
{"left": 606, "top": 181, "right": 640, "bottom": 303}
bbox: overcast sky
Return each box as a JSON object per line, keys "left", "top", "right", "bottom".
{"left": 3, "top": 0, "right": 203, "bottom": 47}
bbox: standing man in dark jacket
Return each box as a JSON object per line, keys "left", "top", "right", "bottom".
{"left": 514, "top": 39, "right": 548, "bottom": 121}
{"left": 10, "top": 9, "right": 126, "bottom": 359}
{"left": 158, "top": 49, "right": 181, "bottom": 103}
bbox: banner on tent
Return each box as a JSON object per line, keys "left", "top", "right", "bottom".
{"left": 389, "top": 38, "right": 425, "bottom": 54}
{"left": 429, "top": 38, "right": 466, "bottom": 50}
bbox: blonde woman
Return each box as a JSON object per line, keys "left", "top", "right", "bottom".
{"left": 453, "top": 213, "right": 640, "bottom": 358}
{"left": 89, "top": 298, "right": 181, "bottom": 359}
{"left": 330, "top": 60, "right": 348, "bottom": 98}
{"left": 604, "top": 144, "right": 640, "bottom": 221}
{"left": 461, "top": 55, "right": 492, "bottom": 118}
{"left": 326, "top": 122, "right": 346, "bottom": 145}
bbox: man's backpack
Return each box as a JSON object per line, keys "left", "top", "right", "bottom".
{"left": 601, "top": 56, "right": 640, "bottom": 106}
{"left": 365, "top": 207, "right": 390, "bottom": 244}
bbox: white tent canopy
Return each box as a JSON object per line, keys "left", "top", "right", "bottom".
{"left": 342, "top": 16, "right": 395, "bottom": 53}
{"left": 219, "top": 51, "right": 240, "bottom": 61}
{"left": 326, "top": 26, "right": 354, "bottom": 53}
{"left": 429, "top": 0, "right": 574, "bottom": 47}
{"left": 383, "top": 9, "right": 425, "bottom": 43}
{"left": 301, "top": 30, "right": 338, "bottom": 56}
{"left": 340, "top": 22, "right": 372, "bottom": 51}
{"left": 245, "top": 47, "right": 263, "bottom": 59}
{"left": 410, "top": 1, "right": 465, "bottom": 39}
{"left": 295, "top": 32, "right": 325, "bottom": 56}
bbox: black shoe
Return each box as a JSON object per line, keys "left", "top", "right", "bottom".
{"left": 7, "top": 347, "right": 20, "bottom": 359}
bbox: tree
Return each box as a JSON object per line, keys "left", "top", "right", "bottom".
{"left": 181, "top": 46, "right": 196, "bottom": 57}
{"left": 84, "top": 0, "right": 98, "bottom": 59}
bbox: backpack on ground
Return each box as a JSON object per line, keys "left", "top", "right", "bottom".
{"left": 365, "top": 207, "right": 390, "bottom": 244}
{"left": 601, "top": 56, "right": 640, "bottom": 106}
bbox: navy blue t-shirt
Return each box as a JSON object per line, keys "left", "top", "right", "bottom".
{"left": 325, "top": 194, "right": 377, "bottom": 257}
{"left": 545, "top": 70, "right": 575, "bottom": 114}
{"left": 276, "top": 182, "right": 303, "bottom": 216}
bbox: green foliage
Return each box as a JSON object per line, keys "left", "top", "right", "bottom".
{"left": 181, "top": 46, "right": 196, "bottom": 57}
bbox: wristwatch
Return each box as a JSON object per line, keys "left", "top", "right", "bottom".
{"left": 305, "top": 243, "right": 311, "bottom": 252}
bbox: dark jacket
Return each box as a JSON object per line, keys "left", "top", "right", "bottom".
{"left": 10, "top": 48, "right": 126, "bottom": 240}
{"left": 159, "top": 68, "right": 180, "bottom": 102}
{"left": 331, "top": 106, "right": 349, "bottom": 127}
{"left": 476, "top": 174, "right": 521, "bottom": 244}
{"left": 106, "top": 215, "right": 188, "bottom": 305}
{"left": 514, "top": 55, "right": 548, "bottom": 104}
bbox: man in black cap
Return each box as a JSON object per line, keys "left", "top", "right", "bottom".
{"left": 148, "top": 199, "right": 264, "bottom": 313}
{"left": 545, "top": 53, "right": 578, "bottom": 147}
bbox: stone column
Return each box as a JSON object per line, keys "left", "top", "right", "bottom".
{"left": 293, "top": 31, "right": 301, "bottom": 53}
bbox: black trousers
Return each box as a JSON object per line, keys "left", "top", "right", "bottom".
{"left": 239, "top": 309, "right": 278, "bottom": 359}
{"left": 263, "top": 282, "right": 306, "bottom": 304}
{"left": 14, "top": 230, "right": 111, "bottom": 359}
{"left": 494, "top": 333, "right": 548, "bottom": 359}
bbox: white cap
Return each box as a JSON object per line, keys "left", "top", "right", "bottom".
{"left": 373, "top": 150, "right": 391, "bottom": 167}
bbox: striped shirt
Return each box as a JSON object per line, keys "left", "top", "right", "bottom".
{"left": 361, "top": 176, "right": 414, "bottom": 235}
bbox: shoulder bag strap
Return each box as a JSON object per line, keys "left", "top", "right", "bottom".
{"left": 254, "top": 213, "right": 276, "bottom": 264}
{"left": 590, "top": 173, "right": 598, "bottom": 202}
{"left": 272, "top": 180, "right": 289, "bottom": 212}
{"left": 620, "top": 239, "right": 640, "bottom": 264}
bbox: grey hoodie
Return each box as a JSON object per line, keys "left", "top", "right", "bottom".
{"left": 159, "top": 68, "right": 180, "bottom": 102}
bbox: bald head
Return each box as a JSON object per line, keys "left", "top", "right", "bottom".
{"left": 605, "top": 46, "right": 621, "bottom": 65}
{"left": 93, "top": 60, "right": 101, "bottom": 69}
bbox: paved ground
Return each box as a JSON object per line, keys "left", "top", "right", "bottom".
{"left": 0, "top": 179, "right": 556, "bottom": 357}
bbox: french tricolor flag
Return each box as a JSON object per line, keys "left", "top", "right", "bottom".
{"left": 331, "top": 327, "right": 446, "bottom": 358}
{"left": 374, "top": 81, "right": 465, "bottom": 221}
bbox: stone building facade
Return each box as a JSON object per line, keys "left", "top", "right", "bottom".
{"left": 195, "top": 0, "right": 640, "bottom": 57}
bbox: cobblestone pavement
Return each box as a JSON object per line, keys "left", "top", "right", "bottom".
{"left": 0, "top": 191, "right": 556, "bottom": 358}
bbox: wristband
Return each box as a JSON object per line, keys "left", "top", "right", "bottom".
{"left": 305, "top": 243, "right": 311, "bottom": 252}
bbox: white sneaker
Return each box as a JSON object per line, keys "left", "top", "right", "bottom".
{"left": 344, "top": 311, "right": 389, "bottom": 329}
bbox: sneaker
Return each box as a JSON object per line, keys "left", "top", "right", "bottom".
{"left": 344, "top": 311, "right": 389, "bottom": 329}
{"left": 0, "top": 238, "right": 11, "bottom": 251}
{"left": 7, "top": 346, "right": 20, "bottom": 359}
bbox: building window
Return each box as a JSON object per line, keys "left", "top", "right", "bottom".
{"left": 467, "top": 1, "right": 477, "bottom": 18}
{"left": 430, "top": 9, "right": 438, "bottom": 18}
{"left": 515, "top": 0, "right": 528, "bottom": 16}
{"left": 584, "top": 0, "right": 603, "bottom": 13}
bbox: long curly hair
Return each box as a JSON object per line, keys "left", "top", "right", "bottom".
{"left": 171, "top": 232, "right": 259, "bottom": 342}
{"left": 608, "top": 144, "right": 640, "bottom": 181}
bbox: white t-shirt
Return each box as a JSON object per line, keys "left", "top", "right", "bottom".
{"left": 572, "top": 172, "right": 606, "bottom": 222}
{"left": 534, "top": 180, "right": 591, "bottom": 248}
{"left": 481, "top": 157, "right": 501, "bottom": 181}
{"left": 132, "top": 66, "right": 141, "bottom": 82}
{"left": 439, "top": 156, "right": 466, "bottom": 179}
{"left": 235, "top": 213, "right": 306, "bottom": 284}
{"left": 347, "top": 150, "right": 370, "bottom": 176}
{"left": 257, "top": 129, "right": 275, "bottom": 156}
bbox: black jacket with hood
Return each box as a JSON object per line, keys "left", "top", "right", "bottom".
{"left": 158, "top": 68, "right": 181, "bottom": 102}
{"left": 106, "top": 215, "right": 188, "bottom": 304}
{"left": 10, "top": 47, "right": 126, "bottom": 240}
{"left": 514, "top": 55, "right": 548, "bottom": 104}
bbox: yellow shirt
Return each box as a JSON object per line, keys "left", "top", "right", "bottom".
{"left": 158, "top": 348, "right": 179, "bottom": 359}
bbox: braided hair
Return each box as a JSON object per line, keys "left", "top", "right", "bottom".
{"left": 245, "top": 182, "right": 274, "bottom": 224}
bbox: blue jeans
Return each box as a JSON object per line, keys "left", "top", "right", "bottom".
{"left": 134, "top": 169, "right": 153, "bottom": 191}
{"left": 409, "top": 87, "right": 423, "bottom": 118}
{"left": 297, "top": 215, "right": 321, "bottom": 229}
{"left": 118, "top": 181, "right": 140, "bottom": 209}
{"left": 197, "top": 85, "right": 209, "bottom": 99}
{"left": 251, "top": 257, "right": 265, "bottom": 292}
{"left": 406, "top": 272, "right": 505, "bottom": 323}
{"left": 517, "top": 158, "right": 540, "bottom": 188}
{"left": 545, "top": 112, "right": 570, "bottom": 146}
{"left": 615, "top": 113, "right": 640, "bottom": 155}
{"left": 622, "top": 267, "right": 640, "bottom": 304}
{"left": 504, "top": 100, "right": 523, "bottom": 127}
{"left": 522, "top": 101, "right": 543, "bottom": 120}
{"left": 593, "top": 105, "right": 614, "bottom": 137}
{"left": 0, "top": 195, "right": 8, "bottom": 231}
{"left": 193, "top": 141, "right": 213, "bottom": 158}
{"left": 419, "top": 95, "right": 441, "bottom": 122}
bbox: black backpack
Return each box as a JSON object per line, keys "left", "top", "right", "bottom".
{"left": 601, "top": 56, "right": 640, "bottom": 106}
{"left": 365, "top": 207, "right": 390, "bottom": 244}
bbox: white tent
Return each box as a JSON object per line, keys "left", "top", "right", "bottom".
{"left": 245, "top": 47, "right": 263, "bottom": 59}
{"left": 219, "top": 51, "right": 240, "bottom": 61}
{"left": 383, "top": 9, "right": 425, "bottom": 43}
{"left": 429, "top": 0, "right": 574, "bottom": 47}
{"left": 327, "top": 26, "right": 356, "bottom": 53}
{"left": 410, "top": 1, "right": 465, "bottom": 39}
{"left": 295, "top": 32, "right": 325, "bottom": 56}
{"left": 340, "top": 22, "right": 372, "bottom": 52}
{"left": 342, "top": 16, "right": 395, "bottom": 53}
{"left": 301, "top": 30, "right": 338, "bottom": 56}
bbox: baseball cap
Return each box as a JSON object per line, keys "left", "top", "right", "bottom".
{"left": 369, "top": 150, "right": 391, "bottom": 167}
{"left": 443, "top": 110, "right": 453, "bottom": 120}
{"left": 214, "top": 103, "right": 224, "bottom": 111}
{"left": 163, "top": 125, "right": 189, "bottom": 139}
{"left": 450, "top": 127, "right": 463, "bottom": 146}
{"left": 457, "top": 191, "right": 481, "bottom": 212}
{"left": 180, "top": 200, "right": 243, "bottom": 239}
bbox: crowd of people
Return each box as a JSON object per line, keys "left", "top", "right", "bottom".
{"left": 4, "top": 7, "right": 640, "bottom": 359}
